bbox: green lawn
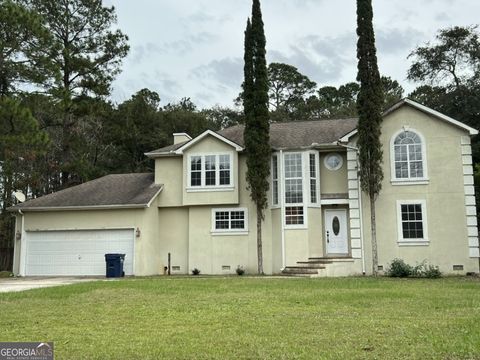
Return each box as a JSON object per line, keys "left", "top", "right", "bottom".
{"left": 1, "top": 277, "right": 480, "bottom": 359}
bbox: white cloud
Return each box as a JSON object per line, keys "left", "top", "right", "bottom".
{"left": 109, "top": 0, "right": 480, "bottom": 107}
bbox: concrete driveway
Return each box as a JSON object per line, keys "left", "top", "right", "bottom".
{"left": 0, "top": 277, "right": 99, "bottom": 293}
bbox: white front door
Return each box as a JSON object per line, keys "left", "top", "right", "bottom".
{"left": 325, "top": 209, "right": 349, "bottom": 255}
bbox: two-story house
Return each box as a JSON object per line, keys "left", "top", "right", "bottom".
{"left": 9, "top": 99, "right": 480, "bottom": 276}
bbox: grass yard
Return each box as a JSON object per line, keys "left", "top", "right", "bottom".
{"left": 1, "top": 277, "right": 480, "bottom": 359}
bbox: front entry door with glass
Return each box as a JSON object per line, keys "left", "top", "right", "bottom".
{"left": 324, "top": 209, "right": 349, "bottom": 255}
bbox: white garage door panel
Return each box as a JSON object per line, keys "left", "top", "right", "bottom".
{"left": 26, "top": 229, "right": 134, "bottom": 276}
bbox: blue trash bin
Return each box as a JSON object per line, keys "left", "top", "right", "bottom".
{"left": 105, "top": 253, "right": 125, "bottom": 278}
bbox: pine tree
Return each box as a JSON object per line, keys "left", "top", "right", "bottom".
{"left": 356, "top": 0, "right": 384, "bottom": 275}
{"left": 23, "top": 0, "right": 129, "bottom": 188}
{"left": 243, "top": 0, "right": 270, "bottom": 275}
{"left": 0, "top": 97, "right": 49, "bottom": 253}
{"left": 0, "top": 0, "right": 53, "bottom": 97}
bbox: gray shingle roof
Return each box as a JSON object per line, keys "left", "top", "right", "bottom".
{"left": 9, "top": 173, "right": 162, "bottom": 211}
{"left": 147, "top": 118, "right": 358, "bottom": 155}
{"left": 219, "top": 118, "right": 358, "bottom": 149}
{"left": 148, "top": 141, "right": 187, "bottom": 154}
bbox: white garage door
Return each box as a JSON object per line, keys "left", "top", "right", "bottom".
{"left": 25, "top": 229, "right": 134, "bottom": 276}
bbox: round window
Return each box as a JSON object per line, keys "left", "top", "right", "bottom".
{"left": 324, "top": 153, "right": 343, "bottom": 171}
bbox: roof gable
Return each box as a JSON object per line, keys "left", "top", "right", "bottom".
{"left": 339, "top": 98, "right": 478, "bottom": 142}
{"left": 174, "top": 129, "right": 243, "bottom": 154}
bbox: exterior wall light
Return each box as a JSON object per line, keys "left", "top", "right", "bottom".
{"left": 15, "top": 231, "right": 21, "bottom": 240}
{"left": 136, "top": 227, "right": 141, "bottom": 238}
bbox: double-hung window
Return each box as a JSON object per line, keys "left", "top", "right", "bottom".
{"left": 396, "top": 200, "right": 428, "bottom": 245}
{"left": 211, "top": 208, "right": 248, "bottom": 234}
{"left": 188, "top": 153, "right": 232, "bottom": 189}
{"left": 284, "top": 153, "right": 304, "bottom": 226}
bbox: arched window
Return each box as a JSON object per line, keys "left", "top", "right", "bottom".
{"left": 392, "top": 130, "right": 425, "bottom": 179}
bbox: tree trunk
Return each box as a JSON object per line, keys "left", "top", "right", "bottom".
{"left": 370, "top": 193, "right": 378, "bottom": 276}
{"left": 256, "top": 205, "right": 264, "bottom": 275}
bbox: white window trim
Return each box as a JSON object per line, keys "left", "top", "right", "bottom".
{"left": 390, "top": 128, "right": 429, "bottom": 185}
{"left": 271, "top": 154, "right": 280, "bottom": 208}
{"left": 396, "top": 199, "right": 429, "bottom": 246}
{"left": 186, "top": 152, "right": 234, "bottom": 191}
{"left": 284, "top": 206, "right": 307, "bottom": 229}
{"left": 211, "top": 208, "right": 248, "bottom": 235}
{"left": 283, "top": 151, "right": 307, "bottom": 229}
{"left": 308, "top": 151, "right": 321, "bottom": 207}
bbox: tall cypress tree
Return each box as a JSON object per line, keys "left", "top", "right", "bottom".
{"left": 243, "top": 19, "right": 254, "bottom": 128}
{"left": 356, "top": 0, "right": 384, "bottom": 275}
{"left": 243, "top": 0, "right": 270, "bottom": 275}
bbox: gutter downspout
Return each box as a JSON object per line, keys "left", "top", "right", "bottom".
{"left": 17, "top": 210, "right": 26, "bottom": 276}
{"left": 335, "top": 142, "right": 366, "bottom": 275}
{"left": 280, "top": 149, "right": 286, "bottom": 270}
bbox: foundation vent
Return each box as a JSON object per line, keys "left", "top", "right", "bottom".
{"left": 377, "top": 265, "right": 384, "bottom": 271}
{"left": 453, "top": 265, "right": 464, "bottom": 271}
{"left": 172, "top": 266, "right": 181, "bottom": 271}
{"left": 222, "top": 265, "right": 231, "bottom": 271}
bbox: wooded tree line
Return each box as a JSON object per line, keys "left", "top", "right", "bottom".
{"left": 1, "top": 0, "right": 479, "bottom": 268}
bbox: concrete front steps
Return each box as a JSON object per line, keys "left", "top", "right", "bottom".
{"left": 281, "top": 257, "right": 355, "bottom": 277}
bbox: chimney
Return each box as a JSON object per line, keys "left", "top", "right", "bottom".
{"left": 173, "top": 133, "right": 192, "bottom": 144}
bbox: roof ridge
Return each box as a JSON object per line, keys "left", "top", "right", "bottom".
{"left": 270, "top": 117, "right": 358, "bottom": 126}
{"left": 105, "top": 172, "right": 153, "bottom": 177}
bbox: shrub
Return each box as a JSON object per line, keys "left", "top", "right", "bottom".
{"left": 192, "top": 268, "right": 201, "bottom": 275}
{"left": 0, "top": 271, "right": 13, "bottom": 278}
{"left": 411, "top": 261, "right": 427, "bottom": 277}
{"left": 236, "top": 266, "right": 245, "bottom": 276}
{"left": 386, "top": 259, "right": 413, "bottom": 277}
{"left": 423, "top": 265, "right": 442, "bottom": 278}
{"left": 387, "top": 259, "right": 442, "bottom": 278}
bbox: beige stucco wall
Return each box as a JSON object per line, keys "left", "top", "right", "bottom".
{"left": 183, "top": 154, "right": 273, "bottom": 274}
{"left": 284, "top": 229, "right": 309, "bottom": 266}
{"left": 270, "top": 208, "right": 282, "bottom": 272}
{"left": 157, "top": 207, "right": 189, "bottom": 274}
{"left": 13, "top": 202, "right": 162, "bottom": 276}
{"left": 12, "top": 214, "right": 21, "bottom": 275}
{"left": 308, "top": 207, "right": 324, "bottom": 257}
{"left": 155, "top": 157, "right": 183, "bottom": 207}
{"left": 187, "top": 206, "right": 252, "bottom": 274}
{"left": 320, "top": 152, "right": 348, "bottom": 195}
{"left": 359, "top": 105, "right": 478, "bottom": 274}
{"left": 182, "top": 136, "right": 239, "bottom": 206}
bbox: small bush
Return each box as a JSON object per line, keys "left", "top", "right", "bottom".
{"left": 423, "top": 265, "right": 442, "bottom": 278}
{"left": 386, "top": 259, "right": 413, "bottom": 277}
{"left": 411, "top": 261, "right": 427, "bottom": 277}
{"left": 236, "top": 266, "right": 245, "bottom": 276}
{"left": 387, "top": 259, "right": 442, "bottom": 278}
{"left": 192, "top": 268, "right": 201, "bottom": 276}
{"left": 0, "top": 271, "right": 13, "bottom": 278}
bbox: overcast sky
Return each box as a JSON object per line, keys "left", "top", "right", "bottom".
{"left": 105, "top": 0, "right": 480, "bottom": 109}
